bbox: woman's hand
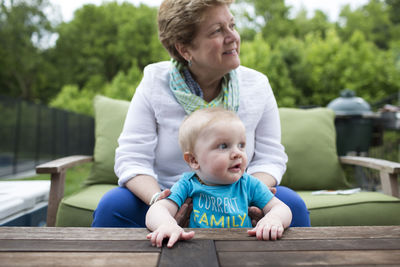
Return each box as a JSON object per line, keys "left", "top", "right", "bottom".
{"left": 248, "top": 206, "right": 264, "bottom": 227}
{"left": 146, "top": 224, "right": 195, "bottom": 248}
{"left": 174, "top": 198, "right": 193, "bottom": 227}
{"left": 156, "top": 189, "right": 171, "bottom": 202}
{"left": 247, "top": 214, "right": 284, "bottom": 241}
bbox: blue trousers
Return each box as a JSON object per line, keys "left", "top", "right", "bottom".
{"left": 92, "top": 185, "right": 311, "bottom": 227}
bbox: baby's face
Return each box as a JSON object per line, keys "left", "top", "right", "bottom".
{"left": 193, "top": 118, "right": 247, "bottom": 185}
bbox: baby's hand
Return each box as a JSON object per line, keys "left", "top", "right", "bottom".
{"left": 247, "top": 214, "right": 284, "bottom": 241}
{"left": 146, "top": 224, "right": 195, "bottom": 248}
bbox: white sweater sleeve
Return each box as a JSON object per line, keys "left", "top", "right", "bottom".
{"left": 114, "top": 66, "right": 158, "bottom": 187}
{"left": 245, "top": 74, "right": 288, "bottom": 185}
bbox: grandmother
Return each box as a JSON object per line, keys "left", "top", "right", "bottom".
{"left": 92, "top": 0, "right": 310, "bottom": 227}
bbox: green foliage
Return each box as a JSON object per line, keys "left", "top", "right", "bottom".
{"left": 49, "top": 85, "right": 95, "bottom": 116}
{"left": 240, "top": 34, "right": 299, "bottom": 107}
{"left": 337, "top": 0, "right": 400, "bottom": 49}
{"left": 1, "top": 0, "right": 400, "bottom": 112}
{"left": 237, "top": 0, "right": 294, "bottom": 44}
{"left": 52, "top": 2, "right": 166, "bottom": 89}
{"left": 240, "top": 27, "right": 400, "bottom": 108}
{"left": 0, "top": 0, "right": 57, "bottom": 101}
{"left": 45, "top": 2, "right": 169, "bottom": 114}
{"left": 103, "top": 60, "right": 143, "bottom": 101}
{"left": 302, "top": 29, "right": 400, "bottom": 106}
{"left": 235, "top": 0, "right": 400, "bottom": 108}
{"left": 50, "top": 60, "right": 144, "bottom": 115}
{"left": 292, "top": 9, "right": 333, "bottom": 40}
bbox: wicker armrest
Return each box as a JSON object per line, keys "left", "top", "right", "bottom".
{"left": 36, "top": 155, "right": 93, "bottom": 226}
{"left": 340, "top": 156, "right": 400, "bottom": 198}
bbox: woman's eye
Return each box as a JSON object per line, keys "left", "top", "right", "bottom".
{"left": 230, "top": 23, "right": 236, "bottom": 30}
{"left": 218, "top": 143, "right": 228, "bottom": 149}
{"left": 214, "top": 28, "right": 222, "bottom": 34}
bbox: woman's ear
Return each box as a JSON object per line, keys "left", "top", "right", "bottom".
{"left": 183, "top": 152, "right": 199, "bottom": 170}
{"left": 175, "top": 42, "right": 191, "bottom": 62}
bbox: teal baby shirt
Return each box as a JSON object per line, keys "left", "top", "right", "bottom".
{"left": 168, "top": 172, "right": 274, "bottom": 228}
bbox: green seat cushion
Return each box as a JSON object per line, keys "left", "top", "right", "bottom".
{"left": 298, "top": 191, "right": 400, "bottom": 226}
{"left": 279, "top": 108, "right": 349, "bottom": 190}
{"left": 56, "top": 184, "right": 117, "bottom": 227}
{"left": 85, "top": 95, "right": 130, "bottom": 186}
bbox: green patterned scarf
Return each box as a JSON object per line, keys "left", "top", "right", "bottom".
{"left": 169, "top": 59, "right": 239, "bottom": 114}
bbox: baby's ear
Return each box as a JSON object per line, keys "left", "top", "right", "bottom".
{"left": 183, "top": 152, "right": 199, "bottom": 170}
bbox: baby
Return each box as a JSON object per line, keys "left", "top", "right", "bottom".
{"left": 146, "top": 107, "right": 292, "bottom": 247}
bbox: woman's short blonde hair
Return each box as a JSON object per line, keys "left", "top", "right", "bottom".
{"left": 158, "top": 0, "right": 234, "bottom": 64}
{"left": 178, "top": 107, "right": 240, "bottom": 153}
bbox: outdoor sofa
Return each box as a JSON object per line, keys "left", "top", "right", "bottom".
{"left": 37, "top": 95, "right": 400, "bottom": 227}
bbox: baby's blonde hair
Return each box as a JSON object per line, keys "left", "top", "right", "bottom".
{"left": 178, "top": 107, "right": 241, "bottom": 153}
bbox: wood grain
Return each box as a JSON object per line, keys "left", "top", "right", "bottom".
{"left": 0, "top": 227, "right": 150, "bottom": 240}
{"left": 0, "top": 252, "right": 159, "bottom": 267}
{"left": 1, "top": 226, "right": 399, "bottom": 241}
{"left": 340, "top": 155, "right": 400, "bottom": 174}
{"left": 218, "top": 250, "right": 400, "bottom": 266}
{"left": 36, "top": 155, "right": 93, "bottom": 174}
{"left": 159, "top": 240, "right": 219, "bottom": 267}
{"left": 2, "top": 227, "right": 400, "bottom": 267}
{"left": 0, "top": 240, "right": 160, "bottom": 252}
{"left": 215, "top": 238, "right": 400, "bottom": 252}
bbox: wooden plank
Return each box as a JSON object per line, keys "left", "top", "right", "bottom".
{"left": 159, "top": 240, "right": 219, "bottom": 267}
{"left": 218, "top": 250, "right": 400, "bottom": 266}
{"left": 340, "top": 155, "right": 400, "bottom": 174}
{"left": 0, "top": 252, "right": 159, "bottom": 267}
{"left": 47, "top": 171, "right": 66, "bottom": 227}
{"left": 215, "top": 238, "right": 400, "bottom": 252}
{"left": 380, "top": 171, "right": 399, "bottom": 197}
{"left": 0, "top": 227, "right": 150, "bottom": 240}
{"left": 280, "top": 226, "right": 400, "bottom": 240}
{"left": 193, "top": 226, "right": 400, "bottom": 240}
{"left": 2, "top": 226, "right": 400, "bottom": 241}
{"left": 36, "top": 155, "right": 93, "bottom": 174}
{"left": 0, "top": 240, "right": 160, "bottom": 252}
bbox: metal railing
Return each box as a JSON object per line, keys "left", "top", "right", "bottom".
{"left": 0, "top": 95, "right": 94, "bottom": 178}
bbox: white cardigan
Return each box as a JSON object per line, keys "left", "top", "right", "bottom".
{"left": 115, "top": 61, "right": 287, "bottom": 189}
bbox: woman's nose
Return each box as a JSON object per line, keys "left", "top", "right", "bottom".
{"left": 225, "top": 28, "right": 239, "bottom": 44}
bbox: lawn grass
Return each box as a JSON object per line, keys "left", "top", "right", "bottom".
{"left": 10, "top": 163, "right": 93, "bottom": 197}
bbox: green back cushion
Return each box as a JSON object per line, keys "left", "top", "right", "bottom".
{"left": 84, "top": 95, "right": 130, "bottom": 186}
{"left": 279, "top": 108, "right": 349, "bottom": 190}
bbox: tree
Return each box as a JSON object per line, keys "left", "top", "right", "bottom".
{"left": 302, "top": 29, "right": 400, "bottom": 106}
{"left": 52, "top": 2, "right": 167, "bottom": 90}
{"left": 50, "top": 59, "right": 144, "bottom": 115}
{"left": 337, "top": 0, "right": 393, "bottom": 49}
{"left": 0, "top": 0, "right": 56, "bottom": 101}
{"left": 236, "top": 0, "right": 294, "bottom": 45}
{"left": 293, "top": 9, "right": 332, "bottom": 40}
{"left": 240, "top": 34, "right": 299, "bottom": 107}
{"left": 385, "top": 0, "right": 400, "bottom": 24}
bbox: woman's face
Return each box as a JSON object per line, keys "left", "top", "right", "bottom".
{"left": 187, "top": 4, "right": 240, "bottom": 78}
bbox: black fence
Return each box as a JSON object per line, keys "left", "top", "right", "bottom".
{"left": 0, "top": 95, "right": 94, "bottom": 178}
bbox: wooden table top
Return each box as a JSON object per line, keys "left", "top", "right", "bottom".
{"left": 1, "top": 226, "right": 399, "bottom": 266}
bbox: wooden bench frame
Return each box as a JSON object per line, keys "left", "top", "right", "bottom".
{"left": 36, "top": 155, "right": 400, "bottom": 227}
